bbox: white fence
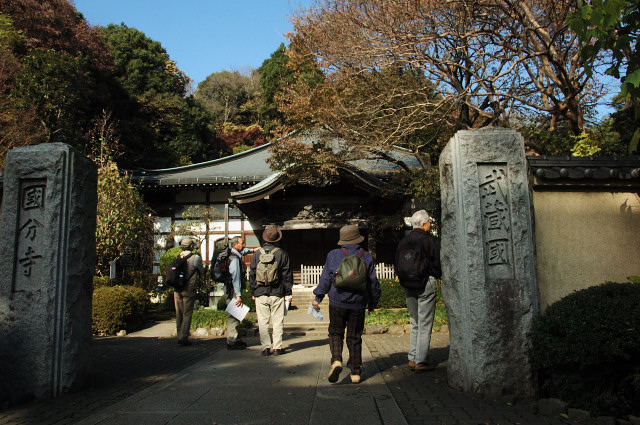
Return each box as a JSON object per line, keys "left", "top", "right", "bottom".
{"left": 300, "top": 263, "right": 396, "bottom": 286}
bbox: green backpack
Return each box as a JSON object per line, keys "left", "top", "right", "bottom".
{"left": 256, "top": 247, "right": 280, "bottom": 285}
{"left": 334, "top": 248, "right": 368, "bottom": 292}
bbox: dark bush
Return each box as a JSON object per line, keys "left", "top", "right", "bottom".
{"left": 377, "top": 278, "right": 407, "bottom": 308}
{"left": 92, "top": 285, "right": 150, "bottom": 335}
{"left": 529, "top": 282, "right": 640, "bottom": 418}
{"left": 93, "top": 275, "right": 111, "bottom": 289}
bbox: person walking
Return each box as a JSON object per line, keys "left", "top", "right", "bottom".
{"left": 250, "top": 226, "right": 293, "bottom": 356}
{"left": 395, "top": 210, "right": 442, "bottom": 372}
{"left": 225, "top": 236, "right": 253, "bottom": 350}
{"left": 174, "top": 237, "right": 203, "bottom": 346}
{"left": 312, "top": 224, "right": 381, "bottom": 384}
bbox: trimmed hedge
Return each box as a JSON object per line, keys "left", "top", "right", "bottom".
{"left": 92, "top": 285, "right": 150, "bottom": 335}
{"left": 377, "top": 278, "right": 407, "bottom": 308}
{"left": 529, "top": 282, "right": 640, "bottom": 418}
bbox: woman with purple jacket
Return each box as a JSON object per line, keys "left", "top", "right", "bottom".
{"left": 312, "top": 225, "right": 381, "bottom": 384}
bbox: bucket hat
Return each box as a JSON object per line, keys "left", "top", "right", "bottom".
{"left": 180, "top": 237, "right": 194, "bottom": 248}
{"left": 337, "top": 224, "right": 364, "bottom": 245}
{"left": 262, "top": 226, "right": 282, "bottom": 243}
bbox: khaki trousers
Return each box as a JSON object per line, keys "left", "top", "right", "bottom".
{"left": 255, "top": 295, "right": 285, "bottom": 350}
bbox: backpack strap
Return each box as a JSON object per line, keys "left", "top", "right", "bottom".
{"left": 341, "top": 248, "right": 366, "bottom": 258}
{"left": 183, "top": 252, "right": 196, "bottom": 281}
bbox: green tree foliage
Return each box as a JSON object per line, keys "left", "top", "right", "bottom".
{"left": 101, "top": 23, "right": 216, "bottom": 168}
{"left": 258, "top": 43, "right": 296, "bottom": 135}
{"left": 0, "top": 13, "right": 45, "bottom": 167}
{"left": 94, "top": 141, "right": 154, "bottom": 276}
{"left": 14, "top": 49, "right": 92, "bottom": 143}
{"left": 0, "top": 0, "right": 114, "bottom": 159}
{"left": 568, "top": 0, "right": 640, "bottom": 154}
{"left": 194, "top": 70, "right": 259, "bottom": 125}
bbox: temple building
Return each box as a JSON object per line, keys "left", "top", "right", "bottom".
{"left": 131, "top": 136, "right": 425, "bottom": 280}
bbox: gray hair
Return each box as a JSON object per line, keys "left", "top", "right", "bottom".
{"left": 230, "top": 236, "right": 242, "bottom": 246}
{"left": 411, "top": 210, "right": 430, "bottom": 229}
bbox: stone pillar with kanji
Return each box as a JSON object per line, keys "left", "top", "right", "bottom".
{"left": 439, "top": 128, "right": 540, "bottom": 399}
{"left": 0, "top": 143, "right": 97, "bottom": 400}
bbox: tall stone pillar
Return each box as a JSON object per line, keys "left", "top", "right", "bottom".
{"left": 0, "top": 143, "right": 97, "bottom": 399}
{"left": 439, "top": 128, "right": 539, "bottom": 399}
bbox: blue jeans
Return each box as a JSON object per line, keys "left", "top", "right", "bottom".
{"left": 404, "top": 276, "right": 437, "bottom": 364}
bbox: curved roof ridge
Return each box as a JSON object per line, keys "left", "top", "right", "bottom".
{"left": 133, "top": 143, "right": 272, "bottom": 174}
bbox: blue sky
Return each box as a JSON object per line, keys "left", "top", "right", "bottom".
{"left": 73, "top": 0, "right": 311, "bottom": 88}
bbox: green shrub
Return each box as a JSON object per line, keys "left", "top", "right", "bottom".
{"left": 529, "top": 282, "right": 640, "bottom": 418}
{"left": 376, "top": 278, "right": 444, "bottom": 308}
{"left": 120, "top": 270, "right": 157, "bottom": 292}
{"left": 190, "top": 309, "right": 228, "bottom": 329}
{"left": 93, "top": 275, "right": 111, "bottom": 289}
{"left": 92, "top": 285, "right": 150, "bottom": 335}
{"left": 377, "top": 279, "right": 406, "bottom": 308}
{"left": 365, "top": 305, "right": 447, "bottom": 331}
{"left": 158, "top": 247, "right": 183, "bottom": 278}
{"left": 158, "top": 246, "right": 202, "bottom": 278}
{"left": 190, "top": 308, "right": 256, "bottom": 330}
{"left": 366, "top": 308, "right": 410, "bottom": 325}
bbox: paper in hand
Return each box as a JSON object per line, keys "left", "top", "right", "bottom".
{"left": 307, "top": 302, "right": 324, "bottom": 321}
{"left": 226, "top": 301, "right": 250, "bottom": 321}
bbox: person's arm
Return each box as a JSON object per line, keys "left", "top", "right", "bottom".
{"left": 229, "top": 257, "right": 243, "bottom": 306}
{"left": 194, "top": 255, "right": 204, "bottom": 274}
{"left": 280, "top": 250, "right": 293, "bottom": 298}
{"left": 425, "top": 236, "right": 442, "bottom": 279}
{"left": 312, "top": 252, "right": 334, "bottom": 310}
{"left": 365, "top": 253, "right": 381, "bottom": 312}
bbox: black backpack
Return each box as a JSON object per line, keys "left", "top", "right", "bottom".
{"left": 396, "top": 234, "right": 429, "bottom": 289}
{"left": 166, "top": 253, "right": 193, "bottom": 290}
{"left": 211, "top": 244, "right": 231, "bottom": 282}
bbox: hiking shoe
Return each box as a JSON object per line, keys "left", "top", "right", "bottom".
{"left": 415, "top": 362, "right": 436, "bottom": 372}
{"left": 408, "top": 360, "right": 416, "bottom": 371}
{"left": 350, "top": 373, "right": 361, "bottom": 384}
{"left": 328, "top": 361, "right": 342, "bottom": 383}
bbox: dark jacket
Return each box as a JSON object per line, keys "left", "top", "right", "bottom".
{"left": 395, "top": 228, "right": 442, "bottom": 282}
{"left": 249, "top": 242, "right": 293, "bottom": 298}
{"left": 313, "top": 244, "right": 382, "bottom": 310}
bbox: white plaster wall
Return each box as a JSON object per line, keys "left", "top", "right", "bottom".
{"left": 533, "top": 191, "right": 640, "bottom": 310}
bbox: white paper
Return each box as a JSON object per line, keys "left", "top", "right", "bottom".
{"left": 225, "top": 301, "right": 250, "bottom": 321}
{"left": 307, "top": 302, "right": 324, "bottom": 321}
{"left": 284, "top": 300, "right": 290, "bottom": 316}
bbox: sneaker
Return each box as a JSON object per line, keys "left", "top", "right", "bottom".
{"left": 227, "top": 342, "right": 247, "bottom": 350}
{"left": 408, "top": 360, "right": 416, "bottom": 371}
{"left": 328, "top": 360, "right": 342, "bottom": 383}
{"left": 414, "top": 362, "right": 435, "bottom": 372}
{"left": 350, "top": 373, "right": 361, "bottom": 384}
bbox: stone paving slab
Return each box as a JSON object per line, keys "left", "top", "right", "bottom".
{"left": 0, "top": 318, "right": 576, "bottom": 425}
{"left": 74, "top": 332, "right": 405, "bottom": 425}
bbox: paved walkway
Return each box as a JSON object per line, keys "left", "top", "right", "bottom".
{"left": 0, "top": 307, "right": 569, "bottom": 425}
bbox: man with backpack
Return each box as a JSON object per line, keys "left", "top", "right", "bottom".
{"left": 395, "top": 210, "right": 442, "bottom": 372}
{"left": 311, "top": 225, "right": 381, "bottom": 384}
{"left": 225, "top": 236, "right": 254, "bottom": 350}
{"left": 174, "top": 237, "right": 203, "bottom": 346}
{"left": 249, "top": 226, "right": 292, "bottom": 356}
